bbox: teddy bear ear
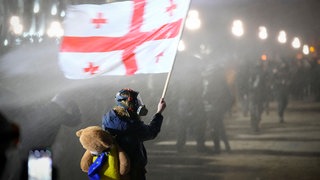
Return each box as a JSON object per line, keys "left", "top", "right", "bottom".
{"left": 76, "top": 129, "right": 83, "bottom": 137}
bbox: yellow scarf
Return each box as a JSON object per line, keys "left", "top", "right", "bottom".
{"left": 92, "top": 145, "right": 120, "bottom": 180}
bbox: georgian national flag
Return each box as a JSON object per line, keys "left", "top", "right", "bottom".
{"left": 59, "top": 0, "right": 190, "bottom": 79}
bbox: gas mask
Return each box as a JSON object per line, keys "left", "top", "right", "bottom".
{"left": 136, "top": 93, "right": 148, "bottom": 116}
{"left": 115, "top": 89, "right": 148, "bottom": 116}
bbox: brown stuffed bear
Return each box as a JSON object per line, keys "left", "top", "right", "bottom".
{"left": 76, "top": 126, "right": 130, "bottom": 180}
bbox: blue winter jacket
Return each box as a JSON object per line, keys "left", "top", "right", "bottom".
{"left": 102, "top": 109, "right": 163, "bottom": 168}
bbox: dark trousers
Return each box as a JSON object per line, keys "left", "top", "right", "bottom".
{"left": 130, "top": 164, "right": 146, "bottom": 180}
{"left": 208, "top": 111, "right": 231, "bottom": 153}
{"left": 276, "top": 94, "right": 288, "bottom": 122}
{"left": 176, "top": 117, "right": 206, "bottom": 151}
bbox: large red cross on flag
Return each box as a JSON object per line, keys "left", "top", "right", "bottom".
{"left": 59, "top": 0, "right": 190, "bottom": 79}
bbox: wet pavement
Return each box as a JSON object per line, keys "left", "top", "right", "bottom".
{"left": 2, "top": 100, "right": 320, "bottom": 180}
{"left": 145, "top": 100, "right": 320, "bottom": 180}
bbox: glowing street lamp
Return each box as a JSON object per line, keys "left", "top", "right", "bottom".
{"left": 33, "top": 1, "right": 40, "bottom": 14}
{"left": 3, "top": 39, "right": 9, "bottom": 46}
{"left": 47, "top": 21, "right": 64, "bottom": 38}
{"left": 291, "top": 37, "right": 301, "bottom": 49}
{"left": 231, "top": 19, "right": 244, "bottom": 37}
{"left": 303, "top": 45, "right": 309, "bottom": 55}
{"left": 277, "top": 30, "right": 287, "bottom": 44}
{"left": 9, "top": 16, "right": 24, "bottom": 35}
{"left": 185, "top": 10, "right": 201, "bottom": 30}
{"left": 309, "top": 46, "right": 315, "bottom": 53}
{"left": 60, "top": 11, "right": 66, "bottom": 17}
{"left": 261, "top": 54, "right": 267, "bottom": 61}
{"left": 10, "top": 16, "right": 20, "bottom": 26}
{"left": 51, "top": 5, "right": 58, "bottom": 16}
{"left": 258, "top": 26, "right": 268, "bottom": 40}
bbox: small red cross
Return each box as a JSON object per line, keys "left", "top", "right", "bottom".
{"left": 84, "top": 62, "right": 99, "bottom": 75}
{"left": 156, "top": 52, "right": 164, "bottom": 63}
{"left": 92, "top": 12, "right": 107, "bottom": 28}
{"left": 166, "top": 0, "right": 177, "bottom": 16}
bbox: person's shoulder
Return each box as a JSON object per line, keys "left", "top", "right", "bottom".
{"left": 105, "top": 108, "right": 116, "bottom": 115}
{"left": 104, "top": 108, "right": 132, "bottom": 123}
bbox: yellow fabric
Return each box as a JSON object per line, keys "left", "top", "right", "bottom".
{"left": 92, "top": 145, "right": 120, "bottom": 180}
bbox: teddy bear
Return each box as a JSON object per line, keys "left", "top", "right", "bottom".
{"left": 76, "top": 126, "right": 130, "bottom": 180}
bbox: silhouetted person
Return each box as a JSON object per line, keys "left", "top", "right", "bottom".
{"left": 310, "top": 57, "right": 320, "bottom": 101}
{"left": 290, "top": 60, "right": 308, "bottom": 100}
{"left": 0, "top": 112, "right": 20, "bottom": 179}
{"left": 203, "top": 64, "right": 234, "bottom": 153}
{"left": 173, "top": 55, "right": 207, "bottom": 153}
{"left": 248, "top": 61, "right": 268, "bottom": 132}
{"left": 272, "top": 62, "right": 290, "bottom": 123}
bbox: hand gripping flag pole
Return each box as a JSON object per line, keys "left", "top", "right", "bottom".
{"left": 161, "top": 0, "right": 192, "bottom": 99}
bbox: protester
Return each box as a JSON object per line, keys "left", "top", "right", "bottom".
{"left": 102, "top": 88, "right": 166, "bottom": 180}
{"left": 172, "top": 55, "right": 207, "bottom": 153}
{"left": 272, "top": 61, "right": 291, "bottom": 123}
{"left": 176, "top": 96, "right": 207, "bottom": 153}
{"left": 203, "top": 64, "right": 234, "bottom": 153}
{"left": 0, "top": 112, "right": 20, "bottom": 179}
{"left": 248, "top": 61, "right": 268, "bottom": 132}
{"left": 235, "top": 61, "right": 251, "bottom": 117}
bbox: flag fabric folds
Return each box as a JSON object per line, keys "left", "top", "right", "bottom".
{"left": 59, "top": 0, "right": 190, "bottom": 79}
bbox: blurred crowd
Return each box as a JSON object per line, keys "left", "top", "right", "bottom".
{"left": 167, "top": 51, "right": 320, "bottom": 153}
{"left": 1, "top": 50, "right": 319, "bottom": 179}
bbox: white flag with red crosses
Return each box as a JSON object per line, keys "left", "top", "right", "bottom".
{"left": 59, "top": 0, "right": 190, "bottom": 79}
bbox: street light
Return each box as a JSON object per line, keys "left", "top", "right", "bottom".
{"left": 185, "top": 10, "right": 201, "bottom": 30}
{"left": 9, "top": 16, "right": 23, "bottom": 35}
{"left": 261, "top": 54, "right": 267, "bottom": 61}
{"left": 33, "top": 1, "right": 40, "bottom": 14}
{"left": 277, "top": 30, "right": 287, "bottom": 44}
{"left": 231, "top": 19, "right": 244, "bottom": 37}
{"left": 291, "top": 37, "right": 301, "bottom": 49}
{"left": 303, "top": 44, "right": 309, "bottom": 55}
{"left": 309, "top": 46, "right": 315, "bottom": 53}
{"left": 3, "top": 39, "right": 9, "bottom": 46}
{"left": 60, "top": 11, "right": 66, "bottom": 17}
{"left": 51, "top": 5, "right": 58, "bottom": 16}
{"left": 47, "top": 21, "right": 64, "bottom": 38}
{"left": 258, "top": 26, "right": 268, "bottom": 40}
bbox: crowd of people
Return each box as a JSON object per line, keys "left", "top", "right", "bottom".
{"left": 236, "top": 55, "right": 320, "bottom": 132}
{"left": 171, "top": 53, "right": 320, "bottom": 154}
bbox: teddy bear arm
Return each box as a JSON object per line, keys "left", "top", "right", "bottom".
{"left": 80, "top": 150, "right": 93, "bottom": 173}
{"left": 118, "top": 145, "right": 130, "bottom": 175}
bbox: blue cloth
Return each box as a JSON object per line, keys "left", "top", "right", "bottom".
{"left": 88, "top": 153, "right": 107, "bottom": 180}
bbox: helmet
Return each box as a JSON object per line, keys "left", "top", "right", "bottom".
{"left": 115, "top": 88, "right": 148, "bottom": 116}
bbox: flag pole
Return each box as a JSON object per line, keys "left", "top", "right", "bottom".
{"left": 161, "top": 61, "right": 174, "bottom": 98}
{"left": 161, "top": 0, "right": 192, "bottom": 99}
